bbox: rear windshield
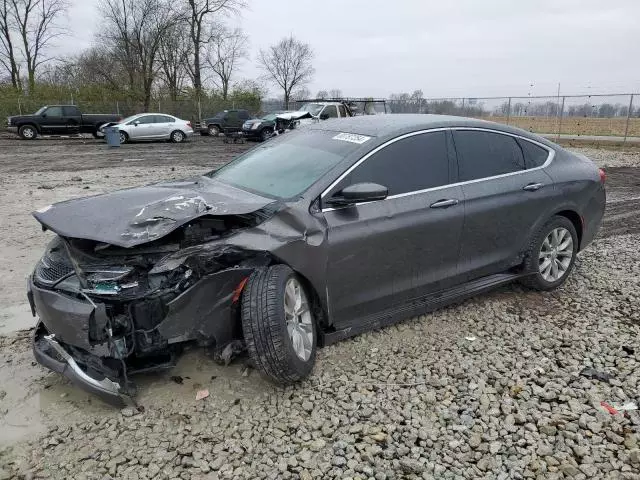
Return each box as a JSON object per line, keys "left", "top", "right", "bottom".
{"left": 206, "top": 130, "right": 365, "bottom": 199}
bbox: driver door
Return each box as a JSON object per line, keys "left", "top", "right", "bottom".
{"left": 128, "top": 115, "right": 155, "bottom": 139}
{"left": 322, "top": 130, "right": 465, "bottom": 328}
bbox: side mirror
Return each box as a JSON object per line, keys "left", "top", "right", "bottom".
{"left": 326, "top": 183, "right": 388, "bottom": 207}
{"left": 41, "top": 113, "right": 47, "bottom": 118}
{"left": 320, "top": 113, "right": 330, "bottom": 120}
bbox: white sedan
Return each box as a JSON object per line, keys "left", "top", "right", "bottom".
{"left": 107, "top": 113, "right": 194, "bottom": 144}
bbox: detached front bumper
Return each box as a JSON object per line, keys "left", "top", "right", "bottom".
{"left": 33, "top": 323, "right": 129, "bottom": 406}
{"left": 27, "top": 278, "right": 131, "bottom": 406}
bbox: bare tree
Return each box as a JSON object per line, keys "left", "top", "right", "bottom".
{"left": 0, "top": 0, "right": 21, "bottom": 88}
{"left": 316, "top": 90, "right": 328, "bottom": 99}
{"left": 328, "top": 88, "right": 341, "bottom": 99}
{"left": 158, "top": 22, "right": 192, "bottom": 101}
{"left": 257, "top": 35, "right": 314, "bottom": 109}
{"left": 98, "top": 0, "right": 180, "bottom": 109}
{"left": 204, "top": 23, "right": 246, "bottom": 100}
{"left": 185, "top": 0, "right": 243, "bottom": 96}
{"left": 10, "top": 0, "right": 68, "bottom": 92}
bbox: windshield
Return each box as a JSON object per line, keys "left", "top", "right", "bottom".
{"left": 298, "top": 103, "right": 324, "bottom": 116}
{"left": 34, "top": 107, "right": 47, "bottom": 115}
{"left": 261, "top": 113, "right": 277, "bottom": 121}
{"left": 207, "top": 130, "right": 366, "bottom": 198}
{"left": 119, "top": 114, "right": 140, "bottom": 124}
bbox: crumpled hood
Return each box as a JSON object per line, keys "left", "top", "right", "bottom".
{"left": 33, "top": 177, "right": 275, "bottom": 248}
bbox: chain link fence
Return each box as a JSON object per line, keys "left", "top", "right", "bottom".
{"left": 0, "top": 97, "right": 261, "bottom": 124}
{"left": 387, "top": 93, "right": 639, "bottom": 142}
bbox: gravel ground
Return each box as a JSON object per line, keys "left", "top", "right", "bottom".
{"left": 1, "top": 138, "right": 639, "bottom": 479}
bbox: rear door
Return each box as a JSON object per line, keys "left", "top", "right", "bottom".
{"left": 452, "top": 129, "right": 555, "bottom": 281}
{"left": 62, "top": 106, "right": 82, "bottom": 133}
{"left": 226, "top": 111, "right": 240, "bottom": 131}
{"left": 323, "top": 130, "right": 464, "bottom": 328}
{"left": 154, "top": 115, "right": 175, "bottom": 137}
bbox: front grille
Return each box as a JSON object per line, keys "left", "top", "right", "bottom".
{"left": 35, "top": 256, "right": 74, "bottom": 285}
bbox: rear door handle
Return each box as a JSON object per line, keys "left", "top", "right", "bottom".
{"left": 523, "top": 183, "right": 544, "bottom": 191}
{"left": 430, "top": 199, "right": 459, "bottom": 208}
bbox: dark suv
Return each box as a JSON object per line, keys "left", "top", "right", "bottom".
{"left": 201, "top": 109, "right": 250, "bottom": 136}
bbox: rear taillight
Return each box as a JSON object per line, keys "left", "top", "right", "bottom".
{"left": 187, "top": 121, "right": 192, "bottom": 128}
{"left": 598, "top": 168, "right": 606, "bottom": 184}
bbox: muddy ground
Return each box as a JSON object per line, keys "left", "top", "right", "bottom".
{"left": 0, "top": 135, "right": 639, "bottom": 479}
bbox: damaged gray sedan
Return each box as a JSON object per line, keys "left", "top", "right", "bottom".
{"left": 28, "top": 115, "right": 605, "bottom": 405}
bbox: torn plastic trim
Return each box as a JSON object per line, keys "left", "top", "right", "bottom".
{"left": 41, "top": 333, "right": 129, "bottom": 406}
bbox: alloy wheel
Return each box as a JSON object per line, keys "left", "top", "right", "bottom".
{"left": 284, "top": 277, "right": 313, "bottom": 361}
{"left": 538, "top": 227, "right": 574, "bottom": 282}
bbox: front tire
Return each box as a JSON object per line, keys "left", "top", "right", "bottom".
{"left": 19, "top": 125, "right": 37, "bottom": 140}
{"left": 260, "top": 128, "right": 273, "bottom": 142}
{"left": 119, "top": 131, "right": 128, "bottom": 144}
{"left": 241, "top": 265, "right": 317, "bottom": 385}
{"left": 208, "top": 124, "right": 220, "bottom": 136}
{"left": 520, "top": 216, "right": 578, "bottom": 291}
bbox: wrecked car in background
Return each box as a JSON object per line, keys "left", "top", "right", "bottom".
{"left": 28, "top": 114, "right": 605, "bottom": 405}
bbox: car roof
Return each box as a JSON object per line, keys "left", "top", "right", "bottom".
{"left": 308, "top": 114, "right": 556, "bottom": 147}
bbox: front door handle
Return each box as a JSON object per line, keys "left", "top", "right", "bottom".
{"left": 523, "top": 183, "right": 544, "bottom": 191}
{"left": 430, "top": 199, "right": 459, "bottom": 208}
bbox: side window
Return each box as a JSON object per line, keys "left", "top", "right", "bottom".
{"left": 239, "top": 111, "right": 250, "bottom": 119}
{"left": 453, "top": 130, "right": 525, "bottom": 182}
{"left": 155, "top": 115, "right": 174, "bottom": 123}
{"left": 44, "top": 106, "right": 63, "bottom": 117}
{"left": 337, "top": 131, "right": 450, "bottom": 197}
{"left": 63, "top": 106, "right": 80, "bottom": 116}
{"left": 518, "top": 138, "right": 550, "bottom": 169}
{"left": 322, "top": 106, "right": 338, "bottom": 118}
{"left": 132, "top": 116, "right": 154, "bottom": 125}
{"left": 227, "top": 111, "right": 239, "bottom": 121}
{"left": 338, "top": 105, "right": 347, "bottom": 117}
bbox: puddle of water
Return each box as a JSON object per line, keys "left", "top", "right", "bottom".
{"left": 0, "top": 304, "right": 36, "bottom": 336}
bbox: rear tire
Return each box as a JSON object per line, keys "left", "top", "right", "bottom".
{"left": 520, "top": 215, "right": 578, "bottom": 291}
{"left": 241, "top": 265, "right": 317, "bottom": 385}
{"left": 170, "top": 130, "right": 186, "bottom": 143}
{"left": 19, "top": 125, "right": 37, "bottom": 140}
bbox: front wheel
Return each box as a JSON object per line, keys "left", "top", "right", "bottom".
{"left": 19, "top": 125, "right": 37, "bottom": 140}
{"left": 260, "top": 128, "right": 273, "bottom": 142}
{"left": 170, "top": 130, "right": 186, "bottom": 143}
{"left": 119, "top": 131, "right": 128, "bottom": 144}
{"left": 520, "top": 216, "right": 578, "bottom": 291}
{"left": 208, "top": 124, "right": 220, "bottom": 136}
{"left": 241, "top": 265, "right": 317, "bottom": 385}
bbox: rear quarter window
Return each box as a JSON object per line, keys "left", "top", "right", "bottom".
{"left": 517, "top": 139, "right": 550, "bottom": 168}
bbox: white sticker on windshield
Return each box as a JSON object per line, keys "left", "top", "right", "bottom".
{"left": 332, "top": 133, "right": 372, "bottom": 144}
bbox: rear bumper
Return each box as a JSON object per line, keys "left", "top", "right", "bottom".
{"left": 33, "top": 322, "right": 129, "bottom": 407}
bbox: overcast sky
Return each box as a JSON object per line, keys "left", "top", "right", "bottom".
{"left": 56, "top": 0, "right": 640, "bottom": 98}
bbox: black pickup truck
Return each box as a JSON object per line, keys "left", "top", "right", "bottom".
{"left": 7, "top": 105, "right": 121, "bottom": 140}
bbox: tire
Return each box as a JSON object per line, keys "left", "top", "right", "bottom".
{"left": 19, "top": 125, "right": 37, "bottom": 140}
{"left": 170, "top": 130, "right": 186, "bottom": 143}
{"left": 208, "top": 124, "right": 220, "bottom": 136}
{"left": 119, "top": 131, "right": 128, "bottom": 144}
{"left": 520, "top": 215, "right": 578, "bottom": 291}
{"left": 241, "top": 265, "right": 317, "bottom": 385}
{"left": 260, "top": 128, "right": 273, "bottom": 142}
{"left": 92, "top": 129, "right": 104, "bottom": 139}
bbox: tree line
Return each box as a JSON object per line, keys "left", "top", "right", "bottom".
{"left": 0, "top": 0, "right": 317, "bottom": 113}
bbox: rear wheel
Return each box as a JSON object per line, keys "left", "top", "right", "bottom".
{"left": 170, "top": 130, "right": 186, "bottom": 143}
{"left": 19, "top": 125, "right": 37, "bottom": 140}
{"left": 241, "top": 265, "right": 317, "bottom": 385}
{"left": 208, "top": 124, "right": 220, "bottom": 136}
{"left": 520, "top": 216, "right": 578, "bottom": 290}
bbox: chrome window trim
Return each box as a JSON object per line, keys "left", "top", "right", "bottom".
{"left": 320, "top": 126, "right": 555, "bottom": 213}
